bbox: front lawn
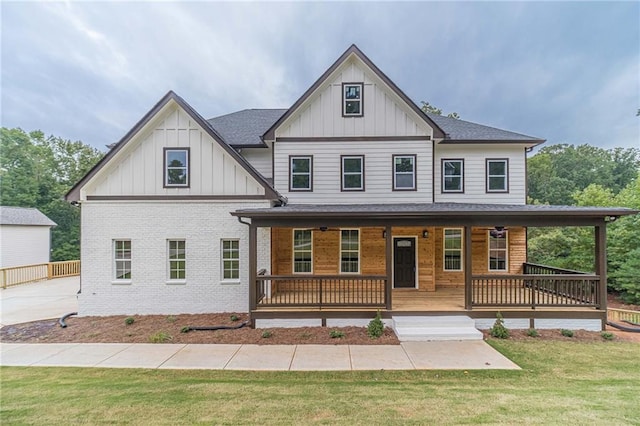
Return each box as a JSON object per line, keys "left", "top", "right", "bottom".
{"left": 1, "top": 340, "right": 638, "bottom": 424}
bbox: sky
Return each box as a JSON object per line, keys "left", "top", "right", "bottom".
{"left": 1, "top": 1, "right": 638, "bottom": 152}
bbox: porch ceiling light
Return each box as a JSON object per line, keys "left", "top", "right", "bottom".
{"left": 422, "top": 229, "right": 429, "bottom": 238}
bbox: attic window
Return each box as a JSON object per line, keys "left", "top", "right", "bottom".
{"left": 343, "top": 83, "right": 363, "bottom": 117}
{"left": 164, "top": 148, "right": 190, "bottom": 188}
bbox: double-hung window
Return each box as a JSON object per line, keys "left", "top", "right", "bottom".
{"left": 340, "top": 229, "right": 360, "bottom": 273}
{"left": 443, "top": 229, "right": 462, "bottom": 271}
{"left": 293, "top": 230, "right": 312, "bottom": 273}
{"left": 343, "top": 83, "right": 363, "bottom": 117}
{"left": 341, "top": 156, "right": 364, "bottom": 191}
{"left": 486, "top": 159, "right": 509, "bottom": 192}
{"left": 164, "top": 148, "right": 190, "bottom": 187}
{"left": 393, "top": 155, "right": 416, "bottom": 190}
{"left": 221, "top": 239, "right": 239, "bottom": 280}
{"left": 290, "top": 156, "right": 312, "bottom": 191}
{"left": 489, "top": 231, "right": 508, "bottom": 271}
{"left": 168, "top": 239, "right": 186, "bottom": 281}
{"left": 442, "top": 159, "right": 464, "bottom": 192}
{"left": 113, "top": 240, "right": 131, "bottom": 281}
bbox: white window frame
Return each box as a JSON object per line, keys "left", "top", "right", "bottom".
{"left": 442, "top": 159, "right": 464, "bottom": 193}
{"left": 221, "top": 239, "right": 240, "bottom": 281}
{"left": 343, "top": 83, "right": 363, "bottom": 117}
{"left": 488, "top": 231, "right": 508, "bottom": 271}
{"left": 113, "top": 239, "right": 131, "bottom": 282}
{"left": 292, "top": 229, "right": 313, "bottom": 274}
{"left": 164, "top": 148, "right": 189, "bottom": 187}
{"left": 486, "top": 159, "right": 509, "bottom": 193}
{"left": 393, "top": 155, "right": 416, "bottom": 190}
{"left": 290, "top": 156, "right": 312, "bottom": 191}
{"left": 167, "top": 239, "right": 186, "bottom": 282}
{"left": 340, "top": 229, "right": 360, "bottom": 274}
{"left": 443, "top": 228, "right": 463, "bottom": 271}
{"left": 341, "top": 156, "right": 364, "bottom": 191}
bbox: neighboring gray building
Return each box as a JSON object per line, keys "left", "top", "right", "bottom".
{"left": 0, "top": 206, "right": 57, "bottom": 268}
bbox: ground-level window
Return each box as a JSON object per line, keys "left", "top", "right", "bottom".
{"left": 393, "top": 155, "right": 416, "bottom": 190}
{"left": 341, "top": 156, "right": 364, "bottom": 191}
{"left": 340, "top": 229, "right": 360, "bottom": 273}
{"left": 164, "top": 148, "right": 189, "bottom": 187}
{"left": 486, "top": 159, "right": 509, "bottom": 192}
{"left": 293, "top": 229, "right": 312, "bottom": 273}
{"left": 221, "top": 239, "right": 239, "bottom": 280}
{"left": 443, "top": 228, "right": 462, "bottom": 271}
{"left": 489, "top": 231, "right": 508, "bottom": 271}
{"left": 290, "top": 156, "right": 313, "bottom": 191}
{"left": 113, "top": 240, "right": 131, "bottom": 280}
{"left": 168, "top": 239, "right": 186, "bottom": 280}
{"left": 442, "top": 159, "right": 464, "bottom": 192}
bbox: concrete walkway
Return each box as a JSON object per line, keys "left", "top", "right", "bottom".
{"left": 0, "top": 341, "right": 519, "bottom": 370}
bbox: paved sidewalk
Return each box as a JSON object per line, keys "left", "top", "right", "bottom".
{"left": 0, "top": 341, "right": 519, "bottom": 371}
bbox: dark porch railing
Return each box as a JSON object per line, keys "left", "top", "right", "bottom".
{"left": 255, "top": 275, "right": 387, "bottom": 308}
{"left": 523, "top": 262, "right": 589, "bottom": 275}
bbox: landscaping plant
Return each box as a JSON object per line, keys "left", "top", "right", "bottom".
{"left": 367, "top": 311, "right": 384, "bottom": 339}
{"left": 489, "top": 312, "right": 509, "bottom": 339}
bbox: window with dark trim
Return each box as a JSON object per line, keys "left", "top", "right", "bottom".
{"left": 342, "top": 83, "right": 363, "bottom": 117}
{"left": 221, "top": 239, "right": 239, "bottom": 280}
{"left": 443, "top": 228, "right": 463, "bottom": 271}
{"left": 164, "top": 148, "right": 190, "bottom": 187}
{"left": 113, "top": 240, "right": 131, "bottom": 281}
{"left": 340, "top": 229, "right": 360, "bottom": 273}
{"left": 293, "top": 229, "right": 312, "bottom": 273}
{"left": 486, "top": 159, "right": 509, "bottom": 193}
{"left": 489, "top": 231, "right": 508, "bottom": 271}
{"left": 341, "top": 156, "right": 364, "bottom": 191}
{"left": 442, "top": 159, "right": 464, "bottom": 192}
{"left": 289, "top": 156, "right": 312, "bottom": 191}
{"left": 168, "top": 239, "right": 186, "bottom": 280}
{"left": 393, "top": 155, "right": 416, "bottom": 190}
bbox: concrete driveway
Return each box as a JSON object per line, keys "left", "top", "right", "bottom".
{"left": 0, "top": 276, "right": 79, "bottom": 326}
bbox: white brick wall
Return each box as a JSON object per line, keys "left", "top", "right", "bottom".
{"left": 79, "top": 201, "right": 271, "bottom": 316}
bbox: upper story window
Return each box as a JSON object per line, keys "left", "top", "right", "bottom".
{"left": 393, "top": 155, "right": 416, "bottom": 191}
{"left": 290, "top": 156, "right": 313, "bottom": 191}
{"left": 443, "top": 228, "right": 463, "bottom": 271}
{"left": 341, "top": 155, "right": 364, "bottom": 191}
{"left": 293, "top": 229, "right": 312, "bottom": 273}
{"left": 488, "top": 231, "right": 508, "bottom": 271}
{"left": 164, "top": 148, "right": 190, "bottom": 187}
{"left": 113, "top": 239, "right": 131, "bottom": 281}
{"left": 442, "top": 159, "right": 464, "bottom": 193}
{"left": 486, "top": 159, "right": 509, "bottom": 193}
{"left": 342, "top": 83, "right": 363, "bottom": 117}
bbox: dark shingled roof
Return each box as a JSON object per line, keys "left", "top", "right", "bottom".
{"left": 425, "top": 113, "right": 544, "bottom": 143}
{"left": 0, "top": 206, "right": 57, "bottom": 226}
{"left": 207, "top": 109, "right": 287, "bottom": 147}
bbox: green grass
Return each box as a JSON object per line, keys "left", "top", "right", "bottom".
{"left": 1, "top": 341, "right": 639, "bottom": 424}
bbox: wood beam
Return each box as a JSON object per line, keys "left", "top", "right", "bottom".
{"left": 595, "top": 225, "right": 607, "bottom": 319}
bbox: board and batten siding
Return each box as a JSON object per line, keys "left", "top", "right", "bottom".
{"left": 276, "top": 58, "right": 433, "bottom": 139}
{"left": 434, "top": 144, "right": 528, "bottom": 204}
{"left": 273, "top": 140, "right": 432, "bottom": 204}
{"left": 240, "top": 147, "right": 272, "bottom": 179}
{"left": 83, "top": 105, "right": 266, "bottom": 199}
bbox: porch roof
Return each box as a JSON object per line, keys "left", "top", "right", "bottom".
{"left": 232, "top": 202, "right": 637, "bottom": 227}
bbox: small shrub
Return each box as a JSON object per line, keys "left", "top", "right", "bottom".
{"left": 526, "top": 328, "right": 539, "bottom": 338}
{"left": 149, "top": 331, "right": 173, "bottom": 343}
{"left": 124, "top": 317, "right": 135, "bottom": 326}
{"left": 561, "top": 329, "right": 574, "bottom": 338}
{"left": 180, "top": 326, "right": 190, "bottom": 334}
{"left": 329, "top": 330, "right": 345, "bottom": 339}
{"left": 601, "top": 331, "right": 615, "bottom": 341}
{"left": 262, "top": 330, "right": 272, "bottom": 338}
{"left": 230, "top": 314, "right": 239, "bottom": 322}
{"left": 299, "top": 332, "right": 312, "bottom": 340}
{"left": 367, "top": 311, "right": 384, "bottom": 339}
{"left": 166, "top": 316, "right": 176, "bottom": 323}
{"left": 489, "top": 312, "right": 509, "bottom": 339}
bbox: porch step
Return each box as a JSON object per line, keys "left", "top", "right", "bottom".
{"left": 392, "top": 315, "right": 483, "bottom": 341}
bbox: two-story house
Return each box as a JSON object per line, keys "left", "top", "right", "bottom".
{"left": 66, "top": 45, "right": 635, "bottom": 333}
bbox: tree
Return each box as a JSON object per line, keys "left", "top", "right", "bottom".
{"left": 420, "top": 101, "right": 460, "bottom": 119}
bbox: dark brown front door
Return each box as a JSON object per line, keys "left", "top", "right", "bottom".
{"left": 394, "top": 237, "right": 416, "bottom": 288}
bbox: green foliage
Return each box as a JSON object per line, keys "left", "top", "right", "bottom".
{"left": 0, "top": 127, "right": 103, "bottom": 260}
{"left": 601, "top": 332, "right": 615, "bottom": 341}
{"left": 419, "top": 101, "right": 460, "bottom": 119}
{"left": 148, "top": 332, "right": 173, "bottom": 343}
{"left": 261, "top": 330, "right": 272, "bottom": 339}
{"left": 610, "top": 247, "right": 640, "bottom": 304}
{"left": 166, "top": 316, "right": 176, "bottom": 323}
{"left": 230, "top": 315, "right": 239, "bottom": 322}
{"left": 124, "top": 317, "right": 135, "bottom": 326}
{"left": 329, "top": 329, "right": 345, "bottom": 339}
{"left": 526, "top": 328, "right": 539, "bottom": 337}
{"left": 489, "top": 313, "right": 510, "bottom": 339}
{"left": 367, "top": 311, "right": 384, "bottom": 339}
{"left": 560, "top": 329, "right": 574, "bottom": 338}
{"left": 181, "top": 326, "right": 191, "bottom": 333}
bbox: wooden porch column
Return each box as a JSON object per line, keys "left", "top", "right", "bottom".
{"left": 464, "top": 225, "right": 473, "bottom": 310}
{"left": 248, "top": 223, "right": 257, "bottom": 316}
{"left": 385, "top": 225, "right": 393, "bottom": 310}
{"left": 595, "top": 224, "right": 607, "bottom": 313}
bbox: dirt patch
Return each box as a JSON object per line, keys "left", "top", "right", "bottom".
{"left": 0, "top": 313, "right": 399, "bottom": 345}
{"left": 483, "top": 328, "right": 637, "bottom": 343}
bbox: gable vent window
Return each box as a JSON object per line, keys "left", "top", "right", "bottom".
{"left": 343, "top": 83, "right": 363, "bottom": 117}
{"left": 164, "top": 148, "right": 190, "bottom": 187}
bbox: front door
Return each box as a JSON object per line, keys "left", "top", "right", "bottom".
{"left": 394, "top": 237, "right": 416, "bottom": 288}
